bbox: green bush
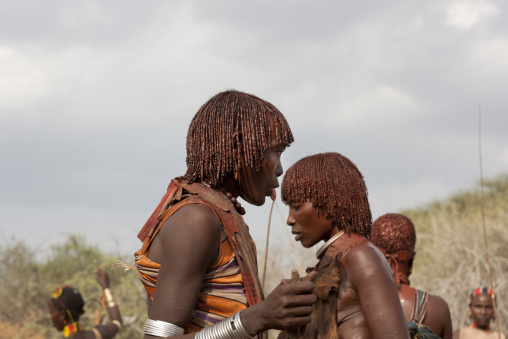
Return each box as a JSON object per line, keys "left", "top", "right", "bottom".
{"left": 0, "top": 235, "right": 146, "bottom": 339}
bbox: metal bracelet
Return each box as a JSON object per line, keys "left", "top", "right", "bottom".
{"left": 112, "top": 320, "right": 122, "bottom": 332}
{"left": 144, "top": 319, "right": 185, "bottom": 337}
{"left": 103, "top": 288, "right": 117, "bottom": 308}
{"left": 195, "top": 311, "right": 256, "bottom": 339}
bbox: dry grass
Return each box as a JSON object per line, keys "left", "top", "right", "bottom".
{"left": 402, "top": 174, "right": 508, "bottom": 333}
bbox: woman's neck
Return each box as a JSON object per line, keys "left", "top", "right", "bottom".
{"left": 220, "top": 176, "right": 240, "bottom": 198}
{"left": 473, "top": 322, "right": 490, "bottom": 331}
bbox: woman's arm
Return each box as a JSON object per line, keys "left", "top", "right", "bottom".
{"left": 144, "top": 203, "right": 222, "bottom": 339}
{"left": 94, "top": 268, "right": 123, "bottom": 339}
{"left": 144, "top": 203, "right": 316, "bottom": 338}
{"left": 346, "top": 243, "right": 410, "bottom": 339}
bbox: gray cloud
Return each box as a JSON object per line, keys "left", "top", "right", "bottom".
{"left": 1, "top": 0, "right": 507, "bottom": 255}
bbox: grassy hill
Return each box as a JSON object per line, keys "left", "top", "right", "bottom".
{"left": 402, "top": 173, "right": 508, "bottom": 334}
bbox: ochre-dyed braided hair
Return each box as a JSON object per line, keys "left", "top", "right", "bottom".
{"left": 184, "top": 90, "right": 294, "bottom": 188}
{"left": 469, "top": 286, "right": 496, "bottom": 307}
{"left": 371, "top": 213, "right": 416, "bottom": 257}
{"left": 281, "top": 152, "right": 372, "bottom": 238}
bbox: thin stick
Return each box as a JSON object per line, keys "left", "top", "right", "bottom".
{"left": 261, "top": 200, "right": 275, "bottom": 291}
{"left": 478, "top": 105, "right": 501, "bottom": 339}
{"left": 275, "top": 201, "right": 305, "bottom": 276}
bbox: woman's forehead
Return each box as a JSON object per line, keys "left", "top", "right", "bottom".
{"left": 473, "top": 293, "right": 493, "bottom": 303}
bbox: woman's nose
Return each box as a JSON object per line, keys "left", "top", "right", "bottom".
{"left": 287, "top": 215, "right": 295, "bottom": 226}
{"left": 275, "top": 160, "right": 283, "bottom": 177}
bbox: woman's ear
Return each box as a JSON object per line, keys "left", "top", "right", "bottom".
{"left": 408, "top": 252, "right": 416, "bottom": 275}
{"left": 60, "top": 310, "right": 67, "bottom": 324}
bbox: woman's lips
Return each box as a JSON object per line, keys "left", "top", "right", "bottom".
{"left": 269, "top": 188, "right": 276, "bottom": 201}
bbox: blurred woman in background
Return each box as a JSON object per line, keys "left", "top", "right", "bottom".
{"left": 453, "top": 286, "right": 505, "bottom": 339}
{"left": 48, "top": 268, "right": 122, "bottom": 338}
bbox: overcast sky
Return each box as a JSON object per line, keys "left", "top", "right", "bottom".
{"left": 1, "top": 0, "right": 507, "bottom": 257}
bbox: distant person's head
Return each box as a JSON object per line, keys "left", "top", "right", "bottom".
{"left": 371, "top": 213, "right": 416, "bottom": 259}
{"left": 48, "top": 286, "right": 85, "bottom": 331}
{"left": 371, "top": 213, "right": 416, "bottom": 285}
{"left": 282, "top": 152, "right": 372, "bottom": 247}
{"left": 468, "top": 286, "right": 496, "bottom": 329}
{"left": 184, "top": 90, "right": 294, "bottom": 206}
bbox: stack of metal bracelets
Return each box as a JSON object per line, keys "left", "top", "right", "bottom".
{"left": 143, "top": 311, "right": 256, "bottom": 338}
{"left": 144, "top": 319, "right": 185, "bottom": 337}
{"left": 195, "top": 311, "right": 256, "bottom": 339}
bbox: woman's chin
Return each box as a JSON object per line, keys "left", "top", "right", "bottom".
{"left": 240, "top": 194, "right": 266, "bottom": 206}
{"left": 300, "top": 240, "right": 315, "bottom": 248}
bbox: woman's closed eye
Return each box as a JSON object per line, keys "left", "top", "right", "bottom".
{"left": 291, "top": 203, "right": 302, "bottom": 211}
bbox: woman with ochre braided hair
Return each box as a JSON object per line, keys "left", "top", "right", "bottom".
{"left": 371, "top": 213, "right": 452, "bottom": 339}
{"left": 134, "top": 90, "right": 316, "bottom": 339}
{"left": 453, "top": 287, "right": 506, "bottom": 339}
{"left": 48, "top": 268, "right": 123, "bottom": 338}
{"left": 278, "top": 152, "right": 409, "bottom": 339}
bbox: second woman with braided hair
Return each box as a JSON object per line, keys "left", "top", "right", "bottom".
{"left": 279, "top": 152, "right": 409, "bottom": 338}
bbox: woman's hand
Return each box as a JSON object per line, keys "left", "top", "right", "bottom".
{"left": 240, "top": 271, "right": 317, "bottom": 335}
{"left": 95, "top": 268, "right": 110, "bottom": 290}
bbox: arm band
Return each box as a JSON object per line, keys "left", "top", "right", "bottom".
{"left": 112, "top": 320, "right": 122, "bottom": 332}
{"left": 144, "top": 319, "right": 185, "bottom": 337}
{"left": 91, "top": 327, "right": 102, "bottom": 339}
{"left": 103, "top": 288, "right": 117, "bottom": 308}
{"left": 195, "top": 311, "right": 256, "bottom": 339}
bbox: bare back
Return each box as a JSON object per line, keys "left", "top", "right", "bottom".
{"left": 399, "top": 284, "right": 452, "bottom": 339}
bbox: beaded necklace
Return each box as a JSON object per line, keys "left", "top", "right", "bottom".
{"left": 219, "top": 187, "right": 246, "bottom": 215}
{"left": 472, "top": 322, "right": 491, "bottom": 331}
{"left": 202, "top": 182, "right": 246, "bottom": 215}
{"left": 63, "top": 321, "right": 83, "bottom": 337}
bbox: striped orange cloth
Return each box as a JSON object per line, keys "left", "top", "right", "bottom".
{"left": 135, "top": 195, "right": 249, "bottom": 333}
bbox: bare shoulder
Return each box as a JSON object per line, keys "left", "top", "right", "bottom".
{"left": 336, "top": 239, "right": 409, "bottom": 338}
{"left": 149, "top": 201, "right": 222, "bottom": 263}
{"left": 339, "top": 240, "right": 393, "bottom": 288}
{"left": 341, "top": 241, "right": 390, "bottom": 273}
{"left": 424, "top": 292, "right": 452, "bottom": 338}
{"left": 452, "top": 329, "right": 461, "bottom": 339}
{"left": 427, "top": 293, "right": 451, "bottom": 313}
{"left": 425, "top": 292, "right": 452, "bottom": 324}
{"left": 159, "top": 202, "right": 222, "bottom": 242}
